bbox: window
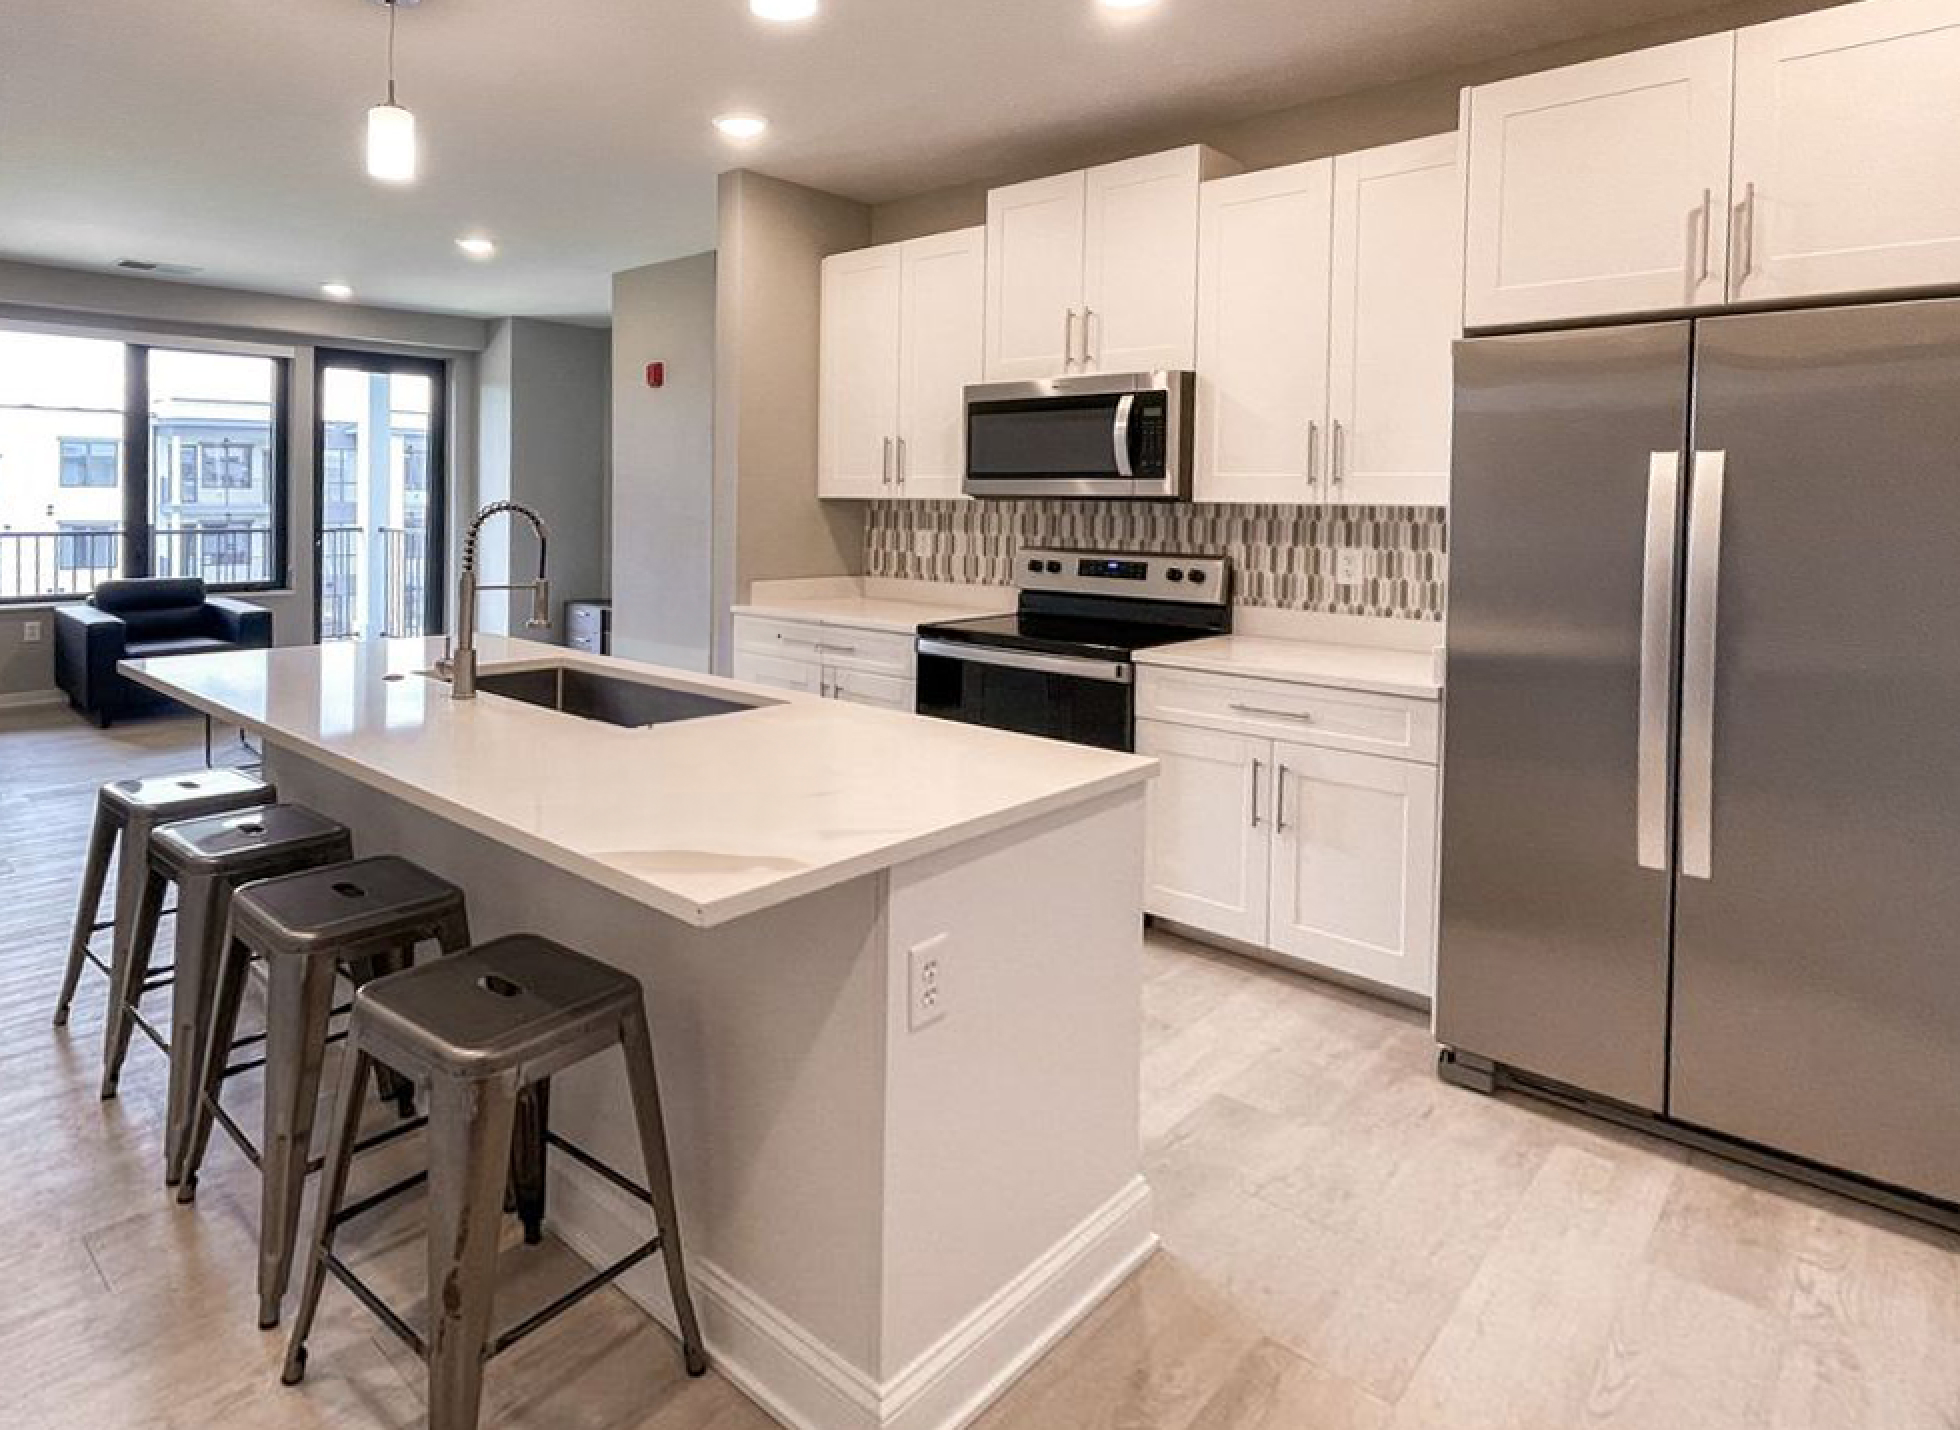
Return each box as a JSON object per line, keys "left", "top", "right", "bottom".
{"left": 58, "top": 438, "right": 119, "bottom": 488}
{"left": 0, "top": 326, "right": 289, "bottom": 603}
{"left": 402, "top": 433, "right": 428, "bottom": 493}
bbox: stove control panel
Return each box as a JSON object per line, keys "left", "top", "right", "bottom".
{"left": 1017, "top": 549, "right": 1231, "bottom": 606}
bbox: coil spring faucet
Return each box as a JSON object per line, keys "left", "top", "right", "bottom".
{"left": 435, "top": 500, "right": 551, "bottom": 698}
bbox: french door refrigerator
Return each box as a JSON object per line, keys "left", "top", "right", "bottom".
{"left": 1437, "top": 297, "right": 1960, "bottom": 1208}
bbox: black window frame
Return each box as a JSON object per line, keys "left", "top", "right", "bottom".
{"left": 0, "top": 325, "right": 292, "bottom": 605}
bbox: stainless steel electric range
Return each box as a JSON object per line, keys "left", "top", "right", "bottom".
{"left": 914, "top": 549, "right": 1232, "bottom": 751}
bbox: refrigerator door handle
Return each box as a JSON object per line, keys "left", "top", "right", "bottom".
{"left": 1637, "top": 452, "right": 1683, "bottom": 871}
{"left": 1680, "top": 449, "right": 1727, "bottom": 880}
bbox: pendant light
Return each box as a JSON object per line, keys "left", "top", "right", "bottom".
{"left": 365, "top": 0, "right": 419, "bottom": 184}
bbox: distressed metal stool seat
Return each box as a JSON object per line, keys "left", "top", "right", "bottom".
{"left": 54, "top": 768, "right": 273, "bottom": 1034}
{"left": 118, "top": 804, "right": 354, "bottom": 1189}
{"left": 176, "top": 856, "right": 474, "bottom": 1329}
{"left": 282, "top": 934, "right": 708, "bottom": 1430}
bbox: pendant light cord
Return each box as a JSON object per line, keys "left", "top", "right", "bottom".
{"left": 385, "top": 0, "right": 398, "bottom": 106}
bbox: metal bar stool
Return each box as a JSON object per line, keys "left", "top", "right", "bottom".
{"left": 282, "top": 934, "right": 708, "bottom": 1430}
{"left": 54, "top": 769, "right": 272, "bottom": 1033}
{"left": 120, "top": 805, "right": 354, "bottom": 1188}
{"left": 176, "top": 856, "right": 474, "bottom": 1329}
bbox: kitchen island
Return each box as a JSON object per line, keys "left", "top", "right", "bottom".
{"left": 125, "top": 635, "right": 1158, "bottom": 1430}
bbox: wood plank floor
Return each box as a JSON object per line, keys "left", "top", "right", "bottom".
{"left": 4, "top": 705, "right": 1958, "bottom": 1429}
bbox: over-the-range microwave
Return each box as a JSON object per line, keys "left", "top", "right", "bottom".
{"left": 963, "top": 370, "right": 1194, "bottom": 500}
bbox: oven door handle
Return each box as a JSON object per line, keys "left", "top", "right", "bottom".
{"left": 916, "top": 639, "right": 1133, "bottom": 685}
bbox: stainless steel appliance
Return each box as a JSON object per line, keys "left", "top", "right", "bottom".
{"left": 1438, "top": 297, "right": 1960, "bottom": 1212}
{"left": 963, "top": 371, "right": 1194, "bottom": 499}
{"left": 566, "top": 600, "right": 611, "bottom": 655}
{"left": 915, "top": 548, "right": 1230, "bottom": 750}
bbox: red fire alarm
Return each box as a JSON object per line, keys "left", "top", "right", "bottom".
{"left": 645, "top": 362, "right": 665, "bottom": 388}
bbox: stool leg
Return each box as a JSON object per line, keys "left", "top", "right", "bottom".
{"left": 100, "top": 866, "right": 166, "bottom": 1100}
{"left": 176, "top": 927, "right": 255, "bottom": 1204}
{"left": 282, "top": 1048, "right": 373, "bottom": 1385}
{"left": 425, "top": 1071, "right": 520, "bottom": 1430}
{"left": 620, "top": 1008, "right": 708, "bottom": 1377}
{"left": 164, "top": 874, "right": 227, "bottom": 1187}
{"left": 255, "top": 955, "right": 341, "bottom": 1328}
{"left": 351, "top": 949, "right": 418, "bottom": 1119}
{"left": 436, "top": 909, "right": 472, "bottom": 955}
{"left": 510, "top": 1079, "right": 550, "bottom": 1246}
{"left": 55, "top": 801, "right": 117, "bottom": 1027}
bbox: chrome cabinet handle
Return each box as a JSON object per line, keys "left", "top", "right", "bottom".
{"left": 896, "top": 435, "right": 907, "bottom": 486}
{"left": 1637, "top": 452, "right": 1682, "bottom": 872}
{"left": 1083, "top": 306, "right": 1096, "bottom": 368}
{"left": 882, "top": 435, "right": 893, "bottom": 485}
{"left": 1229, "top": 701, "right": 1315, "bottom": 722}
{"left": 1249, "top": 757, "right": 1263, "bottom": 828}
{"left": 815, "top": 642, "right": 857, "bottom": 655}
{"left": 1734, "top": 182, "right": 1757, "bottom": 286}
{"left": 1063, "top": 308, "right": 1079, "bottom": 370}
{"left": 1693, "top": 187, "right": 1713, "bottom": 286}
{"left": 1275, "top": 765, "right": 1290, "bottom": 833}
{"left": 1306, "top": 420, "right": 1320, "bottom": 486}
{"left": 1331, "top": 419, "right": 1347, "bottom": 491}
{"left": 1680, "top": 450, "right": 1727, "bottom": 880}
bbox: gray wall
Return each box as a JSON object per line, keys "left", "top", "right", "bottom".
{"left": 711, "top": 171, "right": 871, "bottom": 671}
{"left": 474, "top": 317, "right": 611, "bottom": 640}
{"left": 611, "top": 252, "right": 717, "bottom": 671}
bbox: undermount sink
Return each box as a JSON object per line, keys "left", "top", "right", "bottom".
{"left": 468, "top": 663, "right": 765, "bottom": 728}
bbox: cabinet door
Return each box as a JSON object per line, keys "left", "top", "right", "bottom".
{"left": 732, "top": 649, "right": 823, "bottom": 695}
{"left": 1135, "top": 720, "right": 1271, "bottom": 945}
{"left": 1732, "top": 0, "right": 1960, "bottom": 303}
{"left": 819, "top": 244, "right": 903, "bottom": 498}
{"left": 1083, "top": 148, "right": 1206, "bottom": 373}
{"left": 828, "top": 667, "right": 915, "bottom": 711}
{"left": 1463, "top": 35, "right": 1734, "bottom": 328}
{"left": 985, "top": 171, "right": 1086, "bottom": 380}
{"left": 897, "top": 227, "right": 985, "bottom": 500}
{"left": 1269, "top": 744, "right": 1437, "bottom": 997}
{"left": 1194, "top": 161, "right": 1334, "bottom": 505}
{"left": 1327, "top": 135, "right": 1460, "bottom": 507}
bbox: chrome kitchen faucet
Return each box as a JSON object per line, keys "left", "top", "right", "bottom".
{"left": 436, "top": 500, "right": 551, "bottom": 699}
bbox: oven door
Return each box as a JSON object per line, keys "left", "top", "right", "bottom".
{"left": 914, "top": 639, "right": 1135, "bottom": 750}
{"left": 963, "top": 372, "right": 1188, "bottom": 499}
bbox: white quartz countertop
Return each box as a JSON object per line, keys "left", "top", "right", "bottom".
{"left": 1133, "top": 635, "right": 1445, "bottom": 699}
{"left": 123, "top": 636, "right": 1152, "bottom": 929}
{"left": 730, "top": 594, "right": 1013, "bottom": 633}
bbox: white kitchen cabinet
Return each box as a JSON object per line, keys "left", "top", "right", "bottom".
{"left": 1731, "top": 0, "right": 1960, "bottom": 303}
{"left": 819, "top": 228, "right": 983, "bottom": 500}
{"left": 1135, "top": 721, "right": 1272, "bottom": 945}
{"left": 732, "top": 648, "right": 823, "bottom": 695}
{"left": 1462, "top": 35, "right": 1735, "bottom": 328}
{"left": 1194, "top": 161, "right": 1335, "bottom": 504}
{"left": 1136, "top": 666, "right": 1441, "bottom": 1000}
{"left": 985, "top": 146, "right": 1235, "bottom": 381}
{"left": 1326, "top": 134, "right": 1460, "bottom": 507}
{"left": 732, "top": 614, "right": 918, "bottom": 709}
{"left": 1267, "top": 742, "right": 1439, "bottom": 995}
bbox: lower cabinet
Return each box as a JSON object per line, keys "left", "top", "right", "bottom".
{"left": 730, "top": 615, "right": 918, "bottom": 710}
{"left": 1137, "top": 708, "right": 1440, "bottom": 999}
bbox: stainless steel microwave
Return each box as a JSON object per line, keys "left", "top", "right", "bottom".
{"left": 963, "top": 370, "right": 1194, "bottom": 499}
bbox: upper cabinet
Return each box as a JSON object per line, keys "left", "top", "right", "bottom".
{"left": 985, "top": 146, "right": 1238, "bottom": 381}
{"left": 1462, "top": 36, "right": 1735, "bottom": 329}
{"left": 1462, "top": 0, "right": 1960, "bottom": 327}
{"left": 1196, "top": 135, "right": 1457, "bottom": 508}
{"left": 819, "top": 226, "right": 984, "bottom": 500}
{"left": 1730, "top": 0, "right": 1960, "bottom": 304}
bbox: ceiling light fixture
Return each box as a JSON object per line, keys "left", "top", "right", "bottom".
{"left": 713, "top": 113, "right": 769, "bottom": 141}
{"left": 1098, "top": 0, "right": 1158, "bottom": 9}
{"left": 321, "top": 283, "right": 355, "bottom": 302}
{"left": 750, "top": 0, "right": 819, "bottom": 20}
{"left": 365, "top": 0, "right": 420, "bottom": 184}
{"left": 456, "top": 235, "right": 497, "bottom": 259}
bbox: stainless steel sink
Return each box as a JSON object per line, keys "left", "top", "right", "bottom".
{"left": 470, "top": 664, "right": 764, "bottom": 728}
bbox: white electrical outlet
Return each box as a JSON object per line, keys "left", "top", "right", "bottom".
{"left": 1335, "top": 548, "right": 1366, "bottom": 588}
{"left": 21, "top": 620, "right": 43, "bottom": 643}
{"left": 912, "top": 532, "right": 934, "bottom": 559}
{"left": 908, "top": 933, "right": 950, "bottom": 1030}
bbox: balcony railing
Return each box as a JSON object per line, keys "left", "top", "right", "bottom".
{"left": 320, "top": 524, "right": 432, "bottom": 641}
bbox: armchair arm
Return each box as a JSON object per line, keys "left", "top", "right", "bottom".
{"left": 54, "top": 604, "right": 128, "bottom": 709}
{"left": 205, "top": 596, "right": 273, "bottom": 648}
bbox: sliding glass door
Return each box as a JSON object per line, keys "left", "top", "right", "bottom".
{"left": 313, "top": 351, "right": 446, "bottom": 641}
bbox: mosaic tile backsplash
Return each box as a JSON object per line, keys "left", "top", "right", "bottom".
{"left": 865, "top": 501, "right": 1449, "bottom": 621}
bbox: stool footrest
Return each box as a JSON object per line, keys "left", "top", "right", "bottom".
{"left": 324, "top": 1253, "right": 428, "bottom": 1360}
{"left": 130, "top": 1008, "right": 169, "bottom": 1053}
{"left": 544, "top": 1131, "right": 654, "bottom": 1208}
{"left": 330, "top": 1168, "right": 430, "bottom": 1229}
{"left": 487, "top": 1236, "right": 665, "bottom": 1360}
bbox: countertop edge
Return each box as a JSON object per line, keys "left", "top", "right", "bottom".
{"left": 1132, "top": 645, "right": 1444, "bottom": 701}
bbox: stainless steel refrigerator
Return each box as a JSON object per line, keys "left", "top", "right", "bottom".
{"left": 1437, "top": 297, "right": 1960, "bottom": 1208}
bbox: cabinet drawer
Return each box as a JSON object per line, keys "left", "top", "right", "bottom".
{"left": 733, "top": 615, "right": 916, "bottom": 678}
{"left": 732, "top": 648, "right": 822, "bottom": 695}
{"left": 830, "top": 668, "right": 915, "bottom": 711}
{"left": 1137, "top": 666, "right": 1439, "bottom": 763}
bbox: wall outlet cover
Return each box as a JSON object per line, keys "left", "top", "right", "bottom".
{"left": 22, "top": 620, "right": 43, "bottom": 643}
{"left": 908, "top": 932, "right": 949, "bottom": 1030}
{"left": 1335, "top": 548, "right": 1366, "bottom": 588}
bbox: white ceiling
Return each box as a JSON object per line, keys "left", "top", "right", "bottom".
{"left": 0, "top": 0, "right": 1727, "bottom": 323}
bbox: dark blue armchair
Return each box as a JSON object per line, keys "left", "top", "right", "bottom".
{"left": 55, "top": 577, "right": 272, "bottom": 727}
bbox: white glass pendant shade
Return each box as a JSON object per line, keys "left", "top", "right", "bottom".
{"left": 366, "top": 102, "right": 417, "bottom": 183}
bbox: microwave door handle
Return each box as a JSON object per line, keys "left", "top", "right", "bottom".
{"left": 1112, "top": 393, "right": 1136, "bottom": 478}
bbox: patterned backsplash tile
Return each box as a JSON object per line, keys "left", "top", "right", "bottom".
{"left": 864, "top": 501, "right": 1449, "bottom": 621}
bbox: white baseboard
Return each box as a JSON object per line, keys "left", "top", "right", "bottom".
{"left": 0, "top": 689, "right": 64, "bottom": 710}
{"left": 546, "top": 1166, "right": 1155, "bottom": 1430}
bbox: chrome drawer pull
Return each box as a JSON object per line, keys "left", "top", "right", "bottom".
{"left": 1228, "top": 702, "right": 1315, "bottom": 722}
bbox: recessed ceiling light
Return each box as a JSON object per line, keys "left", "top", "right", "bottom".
{"left": 1098, "top": 0, "right": 1158, "bottom": 9}
{"left": 321, "top": 282, "right": 355, "bottom": 302}
{"left": 750, "top": 0, "right": 819, "bottom": 20}
{"left": 713, "top": 113, "right": 769, "bottom": 141}
{"left": 456, "top": 236, "right": 497, "bottom": 260}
